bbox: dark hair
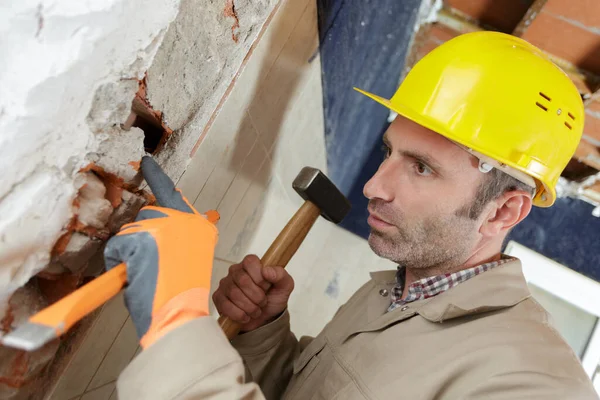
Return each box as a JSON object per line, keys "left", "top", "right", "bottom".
{"left": 460, "top": 168, "right": 536, "bottom": 220}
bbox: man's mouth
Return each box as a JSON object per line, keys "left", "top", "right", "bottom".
{"left": 367, "top": 211, "right": 394, "bottom": 230}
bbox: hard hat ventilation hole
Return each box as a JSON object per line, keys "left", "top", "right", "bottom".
{"left": 539, "top": 92, "right": 551, "bottom": 101}
{"left": 535, "top": 102, "right": 548, "bottom": 111}
{"left": 565, "top": 122, "right": 572, "bottom": 130}
{"left": 568, "top": 112, "right": 575, "bottom": 120}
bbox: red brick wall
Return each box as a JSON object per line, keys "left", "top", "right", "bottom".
{"left": 445, "top": 0, "right": 534, "bottom": 33}
{"left": 432, "top": 1, "right": 600, "bottom": 171}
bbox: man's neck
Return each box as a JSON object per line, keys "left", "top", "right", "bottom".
{"left": 401, "top": 250, "right": 502, "bottom": 299}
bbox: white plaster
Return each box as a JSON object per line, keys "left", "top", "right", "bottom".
{"left": 415, "top": 0, "right": 443, "bottom": 31}
{"left": 89, "top": 127, "right": 146, "bottom": 186}
{"left": 0, "top": 0, "right": 180, "bottom": 315}
{"left": 75, "top": 172, "right": 113, "bottom": 229}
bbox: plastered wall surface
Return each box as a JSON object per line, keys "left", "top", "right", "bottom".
{"left": 146, "top": 0, "right": 279, "bottom": 184}
{"left": 0, "top": 0, "right": 180, "bottom": 315}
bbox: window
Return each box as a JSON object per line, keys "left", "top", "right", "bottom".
{"left": 504, "top": 240, "right": 600, "bottom": 392}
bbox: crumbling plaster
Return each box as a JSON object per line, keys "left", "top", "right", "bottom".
{"left": 0, "top": 0, "right": 180, "bottom": 316}
{"left": 0, "top": 0, "right": 285, "bottom": 323}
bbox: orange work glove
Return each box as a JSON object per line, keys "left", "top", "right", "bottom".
{"left": 104, "top": 156, "right": 219, "bottom": 349}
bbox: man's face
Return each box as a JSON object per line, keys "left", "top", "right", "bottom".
{"left": 363, "top": 115, "right": 486, "bottom": 271}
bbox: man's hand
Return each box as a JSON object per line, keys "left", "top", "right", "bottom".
{"left": 213, "top": 255, "right": 294, "bottom": 332}
{"left": 104, "top": 156, "right": 219, "bottom": 349}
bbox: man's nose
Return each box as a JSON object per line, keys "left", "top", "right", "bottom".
{"left": 363, "top": 162, "right": 394, "bottom": 202}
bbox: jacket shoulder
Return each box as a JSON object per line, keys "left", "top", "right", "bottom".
{"left": 469, "top": 296, "right": 592, "bottom": 384}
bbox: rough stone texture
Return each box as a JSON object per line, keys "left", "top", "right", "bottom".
{"left": 87, "top": 127, "right": 146, "bottom": 187}
{"left": 0, "top": 0, "right": 181, "bottom": 316}
{"left": 108, "top": 190, "right": 148, "bottom": 234}
{"left": 86, "top": 80, "right": 139, "bottom": 134}
{"left": 0, "top": 285, "right": 60, "bottom": 399}
{"left": 74, "top": 173, "right": 113, "bottom": 230}
{"left": 147, "top": 0, "right": 279, "bottom": 182}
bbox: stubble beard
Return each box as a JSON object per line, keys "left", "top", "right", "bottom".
{"left": 367, "top": 202, "right": 479, "bottom": 272}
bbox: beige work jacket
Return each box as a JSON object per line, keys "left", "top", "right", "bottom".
{"left": 117, "top": 259, "right": 598, "bottom": 399}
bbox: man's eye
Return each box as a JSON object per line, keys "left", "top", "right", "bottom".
{"left": 381, "top": 144, "right": 391, "bottom": 158}
{"left": 415, "top": 162, "right": 433, "bottom": 176}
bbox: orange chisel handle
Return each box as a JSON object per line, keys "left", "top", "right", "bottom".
{"left": 30, "top": 263, "right": 127, "bottom": 335}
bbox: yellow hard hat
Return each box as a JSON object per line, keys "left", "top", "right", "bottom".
{"left": 355, "top": 31, "right": 584, "bottom": 207}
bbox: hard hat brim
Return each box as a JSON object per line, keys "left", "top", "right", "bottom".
{"left": 353, "top": 87, "right": 554, "bottom": 207}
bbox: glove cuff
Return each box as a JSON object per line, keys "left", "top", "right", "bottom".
{"left": 140, "top": 287, "right": 210, "bottom": 349}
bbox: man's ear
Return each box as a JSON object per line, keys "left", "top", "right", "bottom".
{"left": 480, "top": 191, "right": 532, "bottom": 237}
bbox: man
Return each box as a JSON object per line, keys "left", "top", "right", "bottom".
{"left": 113, "top": 32, "right": 598, "bottom": 398}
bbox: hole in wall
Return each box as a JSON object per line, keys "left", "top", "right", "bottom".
{"left": 121, "top": 75, "right": 173, "bottom": 154}
{"left": 130, "top": 103, "right": 168, "bottom": 153}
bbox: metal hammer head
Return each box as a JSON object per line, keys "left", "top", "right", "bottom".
{"left": 292, "top": 167, "right": 351, "bottom": 223}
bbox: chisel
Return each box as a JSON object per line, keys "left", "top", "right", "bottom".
{"left": 2, "top": 263, "right": 127, "bottom": 351}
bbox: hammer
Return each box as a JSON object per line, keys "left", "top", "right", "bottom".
{"left": 1, "top": 168, "right": 349, "bottom": 350}
{"left": 218, "top": 167, "right": 351, "bottom": 340}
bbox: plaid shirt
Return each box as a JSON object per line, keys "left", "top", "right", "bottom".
{"left": 387, "top": 257, "right": 514, "bottom": 312}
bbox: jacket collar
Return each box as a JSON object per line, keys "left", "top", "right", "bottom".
{"left": 369, "top": 258, "right": 531, "bottom": 322}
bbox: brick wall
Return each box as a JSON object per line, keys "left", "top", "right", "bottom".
{"left": 416, "top": 0, "right": 600, "bottom": 178}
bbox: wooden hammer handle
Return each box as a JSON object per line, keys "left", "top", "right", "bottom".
{"left": 218, "top": 200, "right": 321, "bottom": 339}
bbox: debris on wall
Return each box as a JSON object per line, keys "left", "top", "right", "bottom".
{"left": 0, "top": 0, "right": 180, "bottom": 319}
{"left": 0, "top": 285, "right": 59, "bottom": 398}
{"left": 0, "top": 0, "right": 284, "bottom": 394}
{"left": 224, "top": 0, "right": 241, "bottom": 42}
{"left": 0, "top": 1, "right": 180, "bottom": 393}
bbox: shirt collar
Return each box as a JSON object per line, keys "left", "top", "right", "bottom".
{"left": 369, "top": 257, "right": 531, "bottom": 321}
{"left": 389, "top": 256, "right": 515, "bottom": 311}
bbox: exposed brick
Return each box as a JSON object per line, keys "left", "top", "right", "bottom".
{"left": 587, "top": 99, "right": 600, "bottom": 114}
{"left": 445, "top": 0, "right": 533, "bottom": 33}
{"left": 573, "top": 138, "right": 600, "bottom": 170}
{"left": 414, "top": 24, "right": 460, "bottom": 63}
{"left": 37, "top": 274, "right": 82, "bottom": 305}
{"left": 0, "top": 342, "right": 59, "bottom": 398}
{"left": 104, "top": 181, "right": 123, "bottom": 208}
{"left": 570, "top": 74, "right": 593, "bottom": 97}
{"left": 0, "top": 285, "right": 59, "bottom": 398}
{"left": 416, "top": 39, "right": 441, "bottom": 63}
{"left": 584, "top": 109, "right": 600, "bottom": 142}
{"left": 544, "top": 0, "right": 600, "bottom": 30}
{"left": 523, "top": 12, "right": 600, "bottom": 75}
{"left": 587, "top": 180, "right": 600, "bottom": 195}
